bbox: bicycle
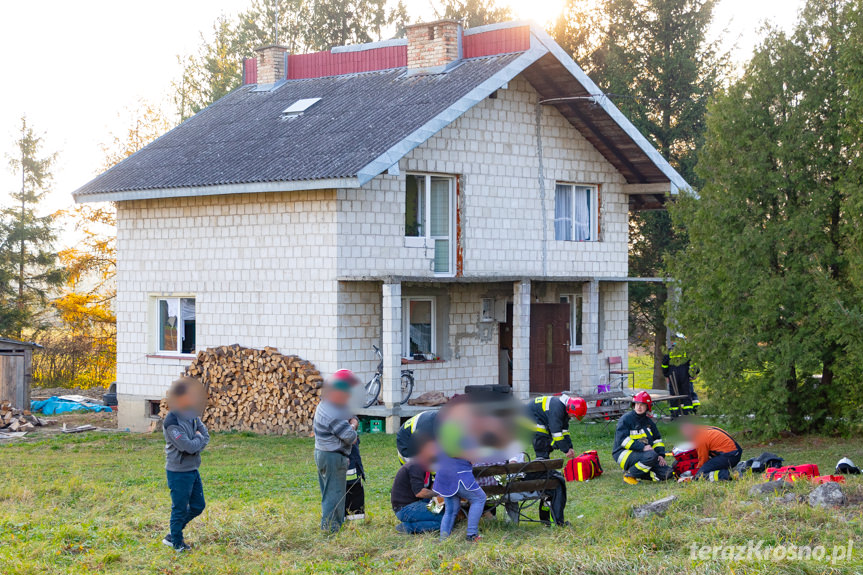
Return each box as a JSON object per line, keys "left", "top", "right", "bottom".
{"left": 363, "top": 345, "right": 415, "bottom": 408}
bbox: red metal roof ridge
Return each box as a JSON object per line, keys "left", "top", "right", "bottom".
{"left": 268, "top": 24, "right": 532, "bottom": 81}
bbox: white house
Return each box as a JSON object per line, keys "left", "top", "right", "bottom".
{"left": 74, "top": 20, "right": 688, "bottom": 432}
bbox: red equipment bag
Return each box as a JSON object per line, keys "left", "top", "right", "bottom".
{"left": 672, "top": 448, "right": 700, "bottom": 477}
{"left": 812, "top": 475, "right": 845, "bottom": 485}
{"left": 565, "top": 450, "right": 603, "bottom": 481}
{"left": 765, "top": 464, "right": 820, "bottom": 482}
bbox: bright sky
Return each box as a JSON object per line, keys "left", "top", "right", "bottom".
{"left": 0, "top": 0, "right": 806, "bottom": 244}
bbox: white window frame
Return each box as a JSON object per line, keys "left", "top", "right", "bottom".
{"left": 560, "top": 294, "right": 584, "bottom": 351}
{"left": 402, "top": 296, "right": 436, "bottom": 359}
{"left": 151, "top": 295, "right": 197, "bottom": 356}
{"left": 404, "top": 173, "right": 456, "bottom": 276}
{"left": 554, "top": 183, "right": 599, "bottom": 242}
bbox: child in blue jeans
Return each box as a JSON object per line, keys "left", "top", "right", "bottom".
{"left": 434, "top": 449, "right": 487, "bottom": 541}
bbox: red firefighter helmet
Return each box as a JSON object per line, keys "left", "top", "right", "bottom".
{"left": 565, "top": 396, "right": 588, "bottom": 421}
{"left": 632, "top": 391, "right": 653, "bottom": 411}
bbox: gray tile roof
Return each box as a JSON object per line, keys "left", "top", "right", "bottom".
{"left": 73, "top": 53, "right": 522, "bottom": 199}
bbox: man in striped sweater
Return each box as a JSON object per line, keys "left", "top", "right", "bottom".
{"left": 313, "top": 369, "right": 360, "bottom": 533}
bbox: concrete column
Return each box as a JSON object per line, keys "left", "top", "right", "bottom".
{"left": 512, "top": 280, "right": 531, "bottom": 400}
{"left": 381, "top": 282, "right": 402, "bottom": 410}
{"left": 581, "top": 280, "right": 600, "bottom": 394}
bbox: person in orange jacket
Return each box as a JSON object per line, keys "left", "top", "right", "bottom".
{"left": 680, "top": 422, "right": 742, "bottom": 481}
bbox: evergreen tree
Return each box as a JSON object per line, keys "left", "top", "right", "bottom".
{"left": 0, "top": 117, "right": 64, "bottom": 338}
{"left": 670, "top": 0, "right": 859, "bottom": 434}
{"left": 435, "top": 0, "right": 512, "bottom": 27}
{"left": 173, "top": 0, "right": 408, "bottom": 119}
{"left": 554, "top": 0, "right": 725, "bottom": 387}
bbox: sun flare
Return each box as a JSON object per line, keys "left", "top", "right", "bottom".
{"left": 503, "top": 0, "right": 568, "bottom": 26}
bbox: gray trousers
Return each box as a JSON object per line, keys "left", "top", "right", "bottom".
{"left": 314, "top": 449, "right": 348, "bottom": 533}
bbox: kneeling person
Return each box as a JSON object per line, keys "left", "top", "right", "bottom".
{"left": 681, "top": 422, "right": 742, "bottom": 481}
{"left": 529, "top": 395, "right": 587, "bottom": 459}
{"left": 391, "top": 435, "right": 442, "bottom": 534}
{"left": 396, "top": 410, "right": 438, "bottom": 465}
{"left": 614, "top": 392, "right": 672, "bottom": 484}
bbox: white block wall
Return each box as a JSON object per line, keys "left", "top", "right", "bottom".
{"left": 115, "top": 191, "right": 340, "bottom": 428}
{"left": 336, "top": 74, "right": 629, "bottom": 280}
{"left": 335, "top": 282, "right": 500, "bottom": 396}
{"left": 113, "top": 72, "right": 636, "bottom": 426}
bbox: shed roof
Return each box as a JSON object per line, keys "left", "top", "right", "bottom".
{"left": 0, "top": 337, "right": 42, "bottom": 350}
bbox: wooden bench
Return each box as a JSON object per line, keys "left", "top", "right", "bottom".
{"left": 473, "top": 459, "right": 566, "bottom": 525}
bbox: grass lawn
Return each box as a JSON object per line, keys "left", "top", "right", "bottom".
{"left": 1, "top": 419, "right": 862, "bottom": 574}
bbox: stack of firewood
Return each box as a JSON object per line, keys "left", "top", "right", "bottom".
{"left": 159, "top": 345, "right": 324, "bottom": 435}
{"left": 1, "top": 401, "right": 54, "bottom": 432}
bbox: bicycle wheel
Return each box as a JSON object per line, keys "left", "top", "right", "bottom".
{"left": 399, "top": 372, "right": 414, "bottom": 405}
{"left": 364, "top": 376, "right": 381, "bottom": 408}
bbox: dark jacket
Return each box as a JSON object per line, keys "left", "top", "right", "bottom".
{"left": 347, "top": 438, "right": 365, "bottom": 482}
{"left": 612, "top": 410, "right": 665, "bottom": 460}
{"left": 396, "top": 410, "right": 438, "bottom": 461}
{"left": 163, "top": 411, "right": 210, "bottom": 472}
{"left": 529, "top": 396, "right": 573, "bottom": 454}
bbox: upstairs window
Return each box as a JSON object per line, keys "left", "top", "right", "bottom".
{"left": 555, "top": 183, "right": 598, "bottom": 242}
{"left": 405, "top": 174, "right": 455, "bottom": 275}
{"left": 156, "top": 297, "right": 196, "bottom": 354}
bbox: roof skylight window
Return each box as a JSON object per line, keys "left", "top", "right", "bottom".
{"left": 281, "top": 98, "right": 321, "bottom": 118}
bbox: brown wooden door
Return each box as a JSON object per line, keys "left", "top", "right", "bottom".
{"left": 530, "top": 304, "right": 570, "bottom": 394}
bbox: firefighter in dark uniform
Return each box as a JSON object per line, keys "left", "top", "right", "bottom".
{"left": 613, "top": 391, "right": 673, "bottom": 484}
{"left": 662, "top": 342, "right": 700, "bottom": 417}
{"left": 396, "top": 410, "right": 438, "bottom": 465}
{"left": 528, "top": 395, "right": 587, "bottom": 459}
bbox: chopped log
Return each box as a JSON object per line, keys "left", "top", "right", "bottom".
{"left": 158, "top": 346, "right": 323, "bottom": 435}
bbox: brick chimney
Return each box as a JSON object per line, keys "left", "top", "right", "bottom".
{"left": 405, "top": 20, "right": 463, "bottom": 75}
{"left": 255, "top": 44, "right": 288, "bottom": 84}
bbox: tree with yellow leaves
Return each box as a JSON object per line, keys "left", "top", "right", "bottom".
{"left": 41, "top": 101, "right": 172, "bottom": 388}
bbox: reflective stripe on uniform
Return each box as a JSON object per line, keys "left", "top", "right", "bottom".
{"left": 534, "top": 424, "right": 549, "bottom": 434}
{"left": 403, "top": 413, "right": 421, "bottom": 433}
{"left": 551, "top": 430, "right": 570, "bottom": 444}
{"left": 534, "top": 396, "right": 552, "bottom": 411}
{"left": 617, "top": 450, "right": 632, "bottom": 469}
{"left": 635, "top": 462, "right": 652, "bottom": 473}
{"left": 653, "top": 440, "right": 665, "bottom": 449}
{"left": 347, "top": 468, "right": 358, "bottom": 481}
{"left": 708, "top": 470, "right": 720, "bottom": 482}
{"left": 397, "top": 451, "right": 407, "bottom": 465}
{"left": 621, "top": 436, "right": 636, "bottom": 449}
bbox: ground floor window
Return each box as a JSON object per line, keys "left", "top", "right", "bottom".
{"left": 560, "top": 294, "right": 583, "bottom": 350}
{"left": 156, "top": 297, "right": 196, "bottom": 354}
{"left": 402, "top": 297, "right": 435, "bottom": 359}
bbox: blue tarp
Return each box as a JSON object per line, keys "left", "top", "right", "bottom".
{"left": 30, "top": 396, "right": 113, "bottom": 415}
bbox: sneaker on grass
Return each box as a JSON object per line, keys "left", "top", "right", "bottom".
{"left": 174, "top": 542, "right": 192, "bottom": 553}
{"left": 161, "top": 534, "right": 173, "bottom": 547}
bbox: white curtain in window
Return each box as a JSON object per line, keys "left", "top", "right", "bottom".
{"left": 429, "top": 178, "right": 450, "bottom": 237}
{"left": 430, "top": 177, "right": 451, "bottom": 273}
{"left": 574, "top": 186, "right": 592, "bottom": 241}
{"left": 181, "top": 298, "right": 196, "bottom": 320}
{"left": 554, "top": 184, "right": 573, "bottom": 241}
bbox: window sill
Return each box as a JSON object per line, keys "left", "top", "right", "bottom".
{"left": 569, "top": 349, "right": 583, "bottom": 355}
{"left": 401, "top": 358, "right": 444, "bottom": 365}
{"left": 404, "top": 237, "right": 431, "bottom": 249}
{"left": 147, "top": 354, "right": 196, "bottom": 361}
